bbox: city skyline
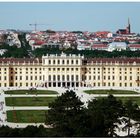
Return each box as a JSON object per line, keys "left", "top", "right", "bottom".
{"left": 0, "top": 2, "right": 140, "bottom": 33}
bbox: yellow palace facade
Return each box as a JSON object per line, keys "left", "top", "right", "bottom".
{"left": 0, "top": 53, "right": 140, "bottom": 88}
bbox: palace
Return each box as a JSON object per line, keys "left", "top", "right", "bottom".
{"left": 0, "top": 53, "right": 140, "bottom": 88}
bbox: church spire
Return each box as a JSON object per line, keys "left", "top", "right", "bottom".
{"left": 128, "top": 17, "right": 130, "bottom": 26}
{"left": 127, "top": 18, "right": 131, "bottom": 34}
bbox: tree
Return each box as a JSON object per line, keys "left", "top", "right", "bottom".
{"left": 122, "top": 100, "right": 140, "bottom": 137}
{"left": 87, "top": 95, "right": 124, "bottom": 137}
{"left": 46, "top": 90, "right": 87, "bottom": 137}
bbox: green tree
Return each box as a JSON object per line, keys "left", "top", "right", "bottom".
{"left": 88, "top": 95, "right": 124, "bottom": 137}
{"left": 122, "top": 100, "right": 140, "bottom": 137}
{"left": 46, "top": 90, "right": 87, "bottom": 137}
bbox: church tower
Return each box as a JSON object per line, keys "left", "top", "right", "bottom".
{"left": 126, "top": 18, "right": 131, "bottom": 34}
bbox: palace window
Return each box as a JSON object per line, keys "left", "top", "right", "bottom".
{"left": 125, "top": 76, "right": 127, "bottom": 80}
{"left": 112, "top": 82, "right": 115, "bottom": 86}
{"left": 53, "top": 60, "right": 55, "bottom": 65}
{"left": 57, "top": 75, "right": 60, "bottom": 81}
{"left": 10, "top": 76, "right": 13, "bottom": 80}
{"left": 35, "top": 76, "right": 37, "bottom": 80}
{"left": 62, "top": 60, "right": 65, "bottom": 64}
{"left": 112, "top": 76, "right": 115, "bottom": 80}
{"left": 49, "top": 75, "right": 51, "bottom": 81}
{"left": 89, "top": 76, "right": 91, "bottom": 80}
{"left": 76, "top": 75, "right": 79, "bottom": 81}
{"left": 62, "top": 75, "right": 65, "bottom": 81}
{"left": 53, "top": 75, "right": 56, "bottom": 81}
{"left": 119, "top": 76, "right": 122, "bottom": 80}
{"left": 71, "top": 60, "right": 74, "bottom": 64}
{"left": 76, "top": 60, "right": 78, "bottom": 64}
{"left": 67, "top": 75, "right": 69, "bottom": 81}
{"left": 71, "top": 75, "right": 74, "bottom": 81}
{"left": 67, "top": 60, "right": 69, "bottom": 65}
{"left": 125, "top": 83, "right": 127, "bottom": 87}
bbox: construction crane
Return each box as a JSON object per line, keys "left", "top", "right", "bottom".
{"left": 29, "top": 23, "right": 46, "bottom": 31}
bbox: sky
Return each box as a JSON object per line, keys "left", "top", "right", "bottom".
{"left": 0, "top": 2, "right": 140, "bottom": 33}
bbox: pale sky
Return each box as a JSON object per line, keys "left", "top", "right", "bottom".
{"left": 0, "top": 2, "right": 140, "bottom": 33}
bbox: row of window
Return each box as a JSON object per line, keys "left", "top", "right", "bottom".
{"left": 9, "top": 82, "right": 38, "bottom": 87}
{"left": 83, "top": 76, "right": 135, "bottom": 81}
{"left": 90, "top": 82, "right": 133, "bottom": 87}
{"left": 87, "top": 67, "right": 134, "bottom": 71}
{"left": 10, "top": 76, "right": 42, "bottom": 81}
{"left": 0, "top": 68, "right": 42, "bottom": 71}
{"left": 48, "top": 75, "right": 79, "bottom": 81}
{"left": 0, "top": 82, "right": 139, "bottom": 87}
{"left": 0, "top": 75, "right": 138, "bottom": 81}
{"left": 10, "top": 71, "right": 42, "bottom": 74}
{"left": 48, "top": 68, "right": 79, "bottom": 71}
{"left": 48, "top": 59, "right": 79, "bottom": 65}
{"left": 1, "top": 67, "right": 140, "bottom": 71}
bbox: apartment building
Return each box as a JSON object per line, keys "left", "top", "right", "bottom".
{"left": 0, "top": 53, "right": 140, "bottom": 88}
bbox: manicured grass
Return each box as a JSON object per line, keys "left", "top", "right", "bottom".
{"left": 4, "top": 90, "right": 58, "bottom": 95}
{"left": 5, "top": 97, "right": 56, "bottom": 106}
{"left": 7, "top": 110, "right": 47, "bottom": 123}
{"left": 96, "top": 97, "right": 140, "bottom": 106}
{"left": 84, "top": 89, "right": 138, "bottom": 95}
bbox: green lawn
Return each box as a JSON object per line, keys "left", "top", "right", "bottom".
{"left": 84, "top": 89, "right": 138, "bottom": 95}
{"left": 5, "top": 97, "right": 56, "bottom": 106}
{"left": 4, "top": 90, "right": 58, "bottom": 95}
{"left": 95, "top": 96, "right": 140, "bottom": 106}
{"left": 7, "top": 110, "right": 47, "bottom": 123}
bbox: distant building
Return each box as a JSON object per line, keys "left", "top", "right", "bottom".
{"left": 108, "top": 42, "right": 128, "bottom": 51}
{"left": 92, "top": 43, "right": 108, "bottom": 51}
{"left": 116, "top": 18, "right": 131, "bottom": 34}
{"left": 128, "top": 44, "right": 140, "bottom": 51}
